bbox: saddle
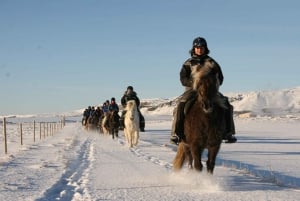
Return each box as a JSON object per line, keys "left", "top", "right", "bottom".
{"left": 183, "top": 90, "right": 229, "bottom": 115}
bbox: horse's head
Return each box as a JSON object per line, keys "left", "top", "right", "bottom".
{"left": 192, "top": 60, "right": 220, "bottom": 113}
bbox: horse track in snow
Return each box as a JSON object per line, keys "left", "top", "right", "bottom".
{"left": 36, "top": 137, "right": 94, "bottom": 201}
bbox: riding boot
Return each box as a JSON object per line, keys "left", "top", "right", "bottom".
{"left": 138, "top": 110, "right": 145, "bottom": 132}
{"left": 170, "top": 101, "right": 186, "bottom": 145}
{"left": 140, "top": 121, "right": 145, "bottom": 132}
{"left": 223, "top": 101, "right": 237, "bottom": 143}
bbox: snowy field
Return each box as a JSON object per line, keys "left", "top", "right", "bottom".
{"left": 1, "top": 87, "right": 300, "bottom": 200}
{"left": 0, "top": 113, "right": 300, "bottom": 201}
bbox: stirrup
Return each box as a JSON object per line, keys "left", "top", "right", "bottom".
{"left": 225, "top": 135, "right": 237, "bottom": 143}
{"left": 170, "top": 135, "right": 180, "bottom": 145}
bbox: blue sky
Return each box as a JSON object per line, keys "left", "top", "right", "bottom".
{"left": 1, "top": 0, "right": 300, "bottom": 115}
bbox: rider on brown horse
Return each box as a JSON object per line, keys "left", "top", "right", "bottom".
{"left": 170, "top": 37, "right": 237, "bottom": 145}
{"left": 109, "top": 97, "right": 119, "bottom": 113}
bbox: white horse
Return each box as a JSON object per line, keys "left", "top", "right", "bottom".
{"left": 124, "top": 100, "right": 140, "bottom": 147}
{"left": 101, "top": 114, "right": 109, "bottom": 135}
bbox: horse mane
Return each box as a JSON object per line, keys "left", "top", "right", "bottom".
{"left": 126, "top": 100, "right": 136, "bottom": 111}
{"left": 191, "top": 59, "right": 227, "bottom": 110}
{"left": 192, "top": 59, "right": 218, "bottom": 91}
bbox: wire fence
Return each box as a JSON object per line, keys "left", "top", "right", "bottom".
{"left": 1, "top": 117, "right": 66, "bottom": 155}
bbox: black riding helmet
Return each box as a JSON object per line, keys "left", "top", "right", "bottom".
{"left": 193, "top": 37, "right": 207, "bottom": 47}
{"left": 127, "top": 86, "right": 133, "bottom": 90}
{"left": 190, "top": 37, "right": 210, "bottom": 55}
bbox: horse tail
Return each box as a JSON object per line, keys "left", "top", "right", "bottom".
{"left": 173, "top": 143, "right": 186, "bottom": 171}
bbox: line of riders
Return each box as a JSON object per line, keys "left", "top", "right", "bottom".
{"left": 83, "top": 37, "right": 236, "bottom": 145}
{"left": 82, "top": 86, "right": 145, "bottom": 134}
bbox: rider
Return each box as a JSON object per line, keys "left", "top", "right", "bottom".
{"left": 120, "top": 86, "right": 145, "bottom": 132}
{"left": 102, "top": 100, "right": 110, "bottom": 114}
{"left": 89, "top": 106, "right": 95, "bottom": 118}
{"left": 170, "top": 36, "right": 237, "bottom": 144}
{"left": 94, "top": 106, "right": 103, "bottom": 117}
{"left": 101, "top": 100, "right": 111, "bottom": 127}
{"left": 82, "top": 106, "right": 91, "bottom": 126}
{"left": 109, "top": 97, "right": 119, "bottom": 113}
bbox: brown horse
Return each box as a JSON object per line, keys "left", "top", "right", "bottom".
{"left": 108, "top": 110, "right": 120, "bottom": 139}
{"left": 86, "top": 114, "right": 100, "bottom": 131}
{"left": 173, "top": 58, "right": 227, "bottom": 174}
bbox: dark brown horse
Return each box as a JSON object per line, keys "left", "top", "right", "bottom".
{"left": 108, "top": 110, "right": 120, "bottom": 139}
{"left": 86, "top": 113, "right": 100, "bottom": 131}
{"left": 173, "top": 58, "right": 227, "bottom": 174}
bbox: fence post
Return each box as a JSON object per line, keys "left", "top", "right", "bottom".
{"left": 43, "top": 122, "right": 45, "bottom": 139}
{"left": 50, "top": 123, "right": 52, "bottom": 136}
{"left": 20, "top": 123, "right": 23, "bottom": 145}
{"left": 33, "top": 120, "right": 36, "bottom": 142}
{"left": 46, "top": 123, "right": 49, "bottom": 137}
{"left": 39, "top": 122, "right": 41, "bottom": 140}
{"left": 61, "top": 116, "right": 65, "bottom": 128}
{"left": 3, "top": 117, "right": 7, "bottom": 154}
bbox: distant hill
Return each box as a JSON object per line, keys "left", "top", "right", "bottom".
{"left": 3, "top": 86, "right": 300, "bottom": 120}
{"left": 225, "top": 87, "right": 300, "bottom": 116}
{"left": 139, "top": 86, "right": 300, "bottom": 117}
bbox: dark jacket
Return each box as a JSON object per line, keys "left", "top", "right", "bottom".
{"left": 180, "top": 54, "right": 224, "bottom": 89}
{"left": 121, "top": 91, "right": 140, "bottom": 108}
{"left": 109, "top": 103, "right": 119, "bottom": 112}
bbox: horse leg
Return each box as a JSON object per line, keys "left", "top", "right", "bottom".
{"left": 191, "top": 145, "right": 203, "bottom": 171}
{"left": 124, "top": 129, "right": 130, "bottom": 145}
{"left": 109, "top": 126, "right": 114, "bottom": 138}
{"left": 113, "top": 127, "right": 118, "bottom": 138}
{"left": 126, "top": 129, "right": 133, "bottom": 147}
{"left": 130, "top": 132, "right": 133, "bottom": 147}
{"left": 115, "top": 128, "right": 119, "bottom": 138}
{"left": 186, "top": 148, "right": 193, "bottom": 169}
{"left": 206, "top": 145, "right": 220, "bottom": 174}
{"left": 133, "top": 132, "right": 138, "bottom": 146}
{"left": 133, "top": 129, "right": 139, "bottom": 146}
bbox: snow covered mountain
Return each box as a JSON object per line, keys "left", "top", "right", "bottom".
{"left": 140, "top": 86, "right": 300, "bottom": 117}
{"left": 225, "top": 86, "right": 300, "bottom": 117}
{"left": 2, "top": 86, "right": 300, "bottom": 120}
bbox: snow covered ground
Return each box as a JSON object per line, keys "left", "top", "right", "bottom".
{"left": 1, "top": 113, "right": 300, "bottom": 201}
{"left": 1, "top": 87, "right": 300, "bottom": 200}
